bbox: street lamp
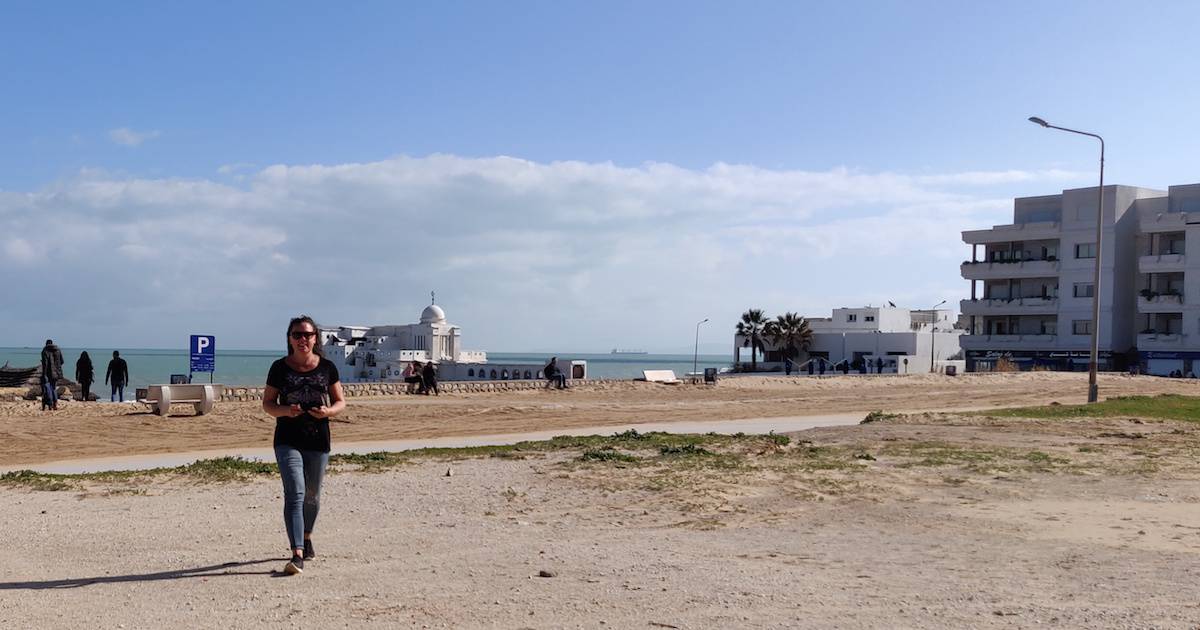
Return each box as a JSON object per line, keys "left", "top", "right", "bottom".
{"left": 1029, "top": 116, "right": 1104, "bottom": 403}
{"left": 929, "top": 300, "right": 946, "bottom": 373}
{"left": 693, "top": 318, "right": 709, "bottom": 383}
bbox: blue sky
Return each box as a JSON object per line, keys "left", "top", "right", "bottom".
{"left": 2, "top": 2, "right": 1198, "bottom": 352}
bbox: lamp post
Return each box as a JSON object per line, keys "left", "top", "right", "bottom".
{"left": 693, "top": 318, "right": 708, "bottom": 383}
{"left": 1029, "top": 116, "right": 1104, "bottom": 403}
{"left": 929, "top": 300, "right": 946, "bottom": 373}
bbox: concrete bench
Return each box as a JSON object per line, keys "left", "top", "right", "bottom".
{"left": 642, "top": 370, "right": 680, "bottom": 384}
{"left": 140, "top": 384, "right": 224, "bottom": 416}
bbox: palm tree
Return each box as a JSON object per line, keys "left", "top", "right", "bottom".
{"left": 735, "top": 309, "right": 769, "bottom": 372}
{"left": 766, "top": 312, "right": 814, "bottom": 363}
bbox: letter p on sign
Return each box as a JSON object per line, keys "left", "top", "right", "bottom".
{"left": 196, "top": 337, "right": 210, "bottom": 352}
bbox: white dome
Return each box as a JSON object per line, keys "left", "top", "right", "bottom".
{"left": 420, "top": 304, "right": 446, "bottom": 323}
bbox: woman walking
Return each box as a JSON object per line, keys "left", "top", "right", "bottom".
{"left": 75, "top": 352, "right": 94, "bottom": 402}
{"left": 262, "top": 315, "right": 345, "bottom": 575}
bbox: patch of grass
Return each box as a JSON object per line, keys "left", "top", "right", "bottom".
{"left": 659, "top": 443, "right": 713, "bottom": 456}
{"left": 579, "top": 448, "right": 639, "bottom": 463}
{"left": 0, "top": 470, "right": 76, "bottom": 491}
{"left": 978, "top": 394, "right": 1200, "bottom": 423}
{"left": 862, "top": 411, "right": 901, "bottom": 424}
{"left": 174, "top": 457, "right": 276, "bottom": 481}
{"left": 0, "top": 431, "right": 809, "bottom": 493}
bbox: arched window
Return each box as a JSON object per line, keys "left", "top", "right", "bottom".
{"left": 501, "top": 370, "right": 509, "bottom": 379}
{"left": 523, "top": 370, "right": 532, "bottom": 379}
{"left": 490, "top": 369, "right": 498, "bottom": 379}
{"left": 468, "top": 368, "right": 475, "bottom": 377}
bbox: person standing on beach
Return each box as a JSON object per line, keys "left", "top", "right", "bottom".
{"left": 40, "top": 339, "right": 64, "bottom": 410}
{"left": 421, "top": 361, "right": 439, "bottom": 396}
{"left": 75, "top": 351, "right": 94, "bottom": 401}
{"left": 262, "top": 315, "right": 345, "bottom": 576}
{"left": 105, "top": 351, "right": 129, "bottom": 402}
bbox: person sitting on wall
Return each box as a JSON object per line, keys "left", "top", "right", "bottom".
{"left": 544, "top": 357, "right": 568, "bottom": 390}
{"left": 402, "top": 361, "right": 425, "bottom": 394}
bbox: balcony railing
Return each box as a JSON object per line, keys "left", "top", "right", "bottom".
{"left": 962, "top": 221, "right": 1060, "bottom": 244}
{"left": 1138, "top": 253, "right": 1186, "bottom": 272}
{"left": 1138, "top": 332, "right": 1188, "bottom": 348}
{"left": 961, "top": 297, "right": 1059, "bottom": 314}
{"left": 1137, "top": 292, "right": 1184, "bottom": 312}
{"left": 960, "top": 334, "right": 1058, "bottom": 348}
{"left": 961, "top": 259, "right": 1060, "bottom": 280}
{"left": 1139, "top": 210, "right": 1188, "bottom": 233}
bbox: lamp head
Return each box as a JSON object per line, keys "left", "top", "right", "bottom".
{"left": 1028, "top": 116, "right": 1049, "bottom": 127}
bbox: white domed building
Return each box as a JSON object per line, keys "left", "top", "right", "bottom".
{"left": 319, "top": 299, "right": 585, "bottom": 383}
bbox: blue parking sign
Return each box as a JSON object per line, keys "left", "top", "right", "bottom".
{"left": 190, "top": 335, "right": 215, "bottom": 373}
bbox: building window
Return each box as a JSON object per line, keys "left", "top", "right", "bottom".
{"left": 847, "top": 314, "right": 857, "bottom": 322}
{"left": 468, "top": 368, "right": 475, "bottom": 377}
{"left": 1073, "top": 283, "right": 1095, "bottom": 298}
{"left": 1072, "top": 320, "right": 1093, "bottom": 335}
{"left": 865, "top": 315, "right": 875, "bottom": 322}
{"left": 1075, "top": 243, "right": 1096, "bottom": 259}
{"left": 524, "top": 370, "right": 532, "bottom": 379}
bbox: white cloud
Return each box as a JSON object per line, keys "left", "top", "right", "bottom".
{"left": 3, "top": 237, "right": 36, "bottom": 264}
{"left": 0, "top": 156, "right": 1087, "bottom": 350}
{"left": 108, "top": 127, "right": 161, "bottom": 147}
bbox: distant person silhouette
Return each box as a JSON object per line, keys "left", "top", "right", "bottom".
{"left": 40, "top": 339, "right": 64, "bottom": 410}
{"left": 105, "top": 350, "right": 129, "bottom": 402}
{"left": 75, "top": 351, "right": 94, "bottom": 401}
{"left": 421, "top": 361, "right": 439, "bottom": 396}
{"left": 544, "top": 357, "right": 568, "bottom": 389}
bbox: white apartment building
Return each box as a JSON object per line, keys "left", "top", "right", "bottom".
{"left": 733, "top": 305, "right": 963, "bottom": 374}
{"left": 960, "top": 182, "right": 1200, "bottom": 375}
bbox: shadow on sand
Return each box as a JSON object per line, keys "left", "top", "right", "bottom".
{"left": 0, "top": 558, "right": 280, "bottom": 590}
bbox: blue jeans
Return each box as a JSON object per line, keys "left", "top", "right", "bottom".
{"left": 42, "top": 379, "right": 56, "bottom": 408}
{"left": 274, "top": 445, "right": 330, "bottom": 550}
{"left": 111, "top": 383, "right": 125, "bottom": 402}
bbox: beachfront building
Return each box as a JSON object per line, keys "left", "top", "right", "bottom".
{"left": 960, "top": 183, "right": 1200, "bottom": 375}
{"left": 320, "top": 301, "right": 585, "bottom": 382}
{"left": 733, "top": 306, "right": 964, "bottom": 374}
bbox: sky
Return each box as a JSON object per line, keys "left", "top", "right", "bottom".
{"left": 2, "top": 1, "right": 1199, "bottom": 353}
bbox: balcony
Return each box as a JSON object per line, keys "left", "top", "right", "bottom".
{"left": 1137, "top": 292, "right": 1184, "bottom": 313}
{"left": 960, "top": 297, "right": 1058, "bottom": 315}
{"left": 960, "top": 334, "right": 1058, "bottom": 350}
{"left": 962, "top": 221, "right": 1060, "bottom": 244}
{"left": 961, "top": 259, "right": 1060, "bottom": 280}
{"left": 1138, "top": 253, "right": 1186, "bottom": 273}
{"left": 1138, "top": 333, "right": 1188, "bottom": 349}
{"left": 1139, "top": 210, "right": 1189, "bottom": 233}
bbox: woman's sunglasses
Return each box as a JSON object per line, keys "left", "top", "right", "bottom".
{"left": 290, "top": 331, "right": 317, "bottom": 340}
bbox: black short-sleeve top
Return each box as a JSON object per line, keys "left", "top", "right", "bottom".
{"left": 266, "top": 357, "right": 340, "bottom": 452}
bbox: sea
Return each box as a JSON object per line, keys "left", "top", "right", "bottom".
{"left": 0, "top": 347, "right": 733, "bottom": 390}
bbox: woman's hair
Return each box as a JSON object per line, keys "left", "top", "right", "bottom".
{"left": 286, "top": 315, "right": 325, "bottom": 357}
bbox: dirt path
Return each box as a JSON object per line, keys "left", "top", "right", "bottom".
{"left": 2, "top": 372, "right": 1198, "bottom": 466}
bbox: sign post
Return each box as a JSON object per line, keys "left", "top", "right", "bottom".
{"left": 190, "top": 335, "right": 216, "bottom": 384}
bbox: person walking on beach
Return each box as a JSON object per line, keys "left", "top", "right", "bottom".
{"left": 421, "top": 361, "right": 439, "bottom": 396}
{"left": 262, "top": 315, "right": 345, "bottom": 576}
{"left": 75, "top": 351, "right": 94, "bottom": 402}
{"left": 40, "top": 339, "right": 64, "bottom": 410}
{"left": 105, "top": 351, "right": 129, "bottom": 402}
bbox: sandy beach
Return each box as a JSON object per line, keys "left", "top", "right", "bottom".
{"left": 3, "top": 372, "right": 1200, "bottom": 628}
{"left": 3, "top": 372, "right": 1199, "bottom": 467}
